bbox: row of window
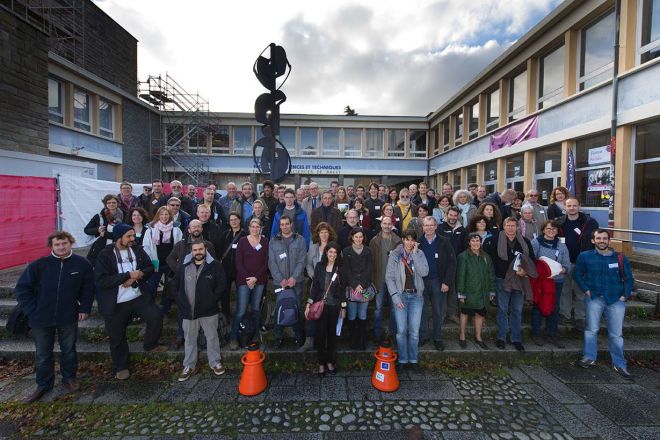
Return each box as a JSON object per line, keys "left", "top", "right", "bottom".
{"left": 167, "top": 125, "right": 428, "bottom": 159}
{"left": 436, "top": 119, "right": 660, "bottom": 209}
{"left": 48, "top": 77, "right": 115, "bottom": 139}
{"left": 434, "top": 1, "right": 660, "bottom": 155}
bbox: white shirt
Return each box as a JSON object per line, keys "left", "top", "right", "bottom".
{"left": 115, "top": 248, "right": 141, "bottom": 304}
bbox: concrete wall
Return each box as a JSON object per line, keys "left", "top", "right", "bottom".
{"left": 0, "top": 8, "right": 49, "bottom": 156}
{"left": 121, "top": 99, "right": 161, "bottom": 182}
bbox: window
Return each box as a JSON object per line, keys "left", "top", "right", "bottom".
{"left": 73, "top": 88, "right": 91, "bottom": 131}
{"left": 634, "top": 120, "right": 660, "bottom": 207}
{"left": 453, "top": 172, "right": 461, "bottom": 189}
{"left": 641, "top": 0, "right": 660, "bottom": 63}
{"left": 442, "top": 119, "right": 450, "bottom": 151}
{"left": 454, "top": 111, "right": 463, "bottom": 146}
{"left": 387, "top": 129, "right": 405, "bottom": 158}
{"left": 575, "top": 132, "right": 611, "bottom": 207}
{"left": 468, "top": 101, "right": 479, "bottom": 140}
{"left": 322, "top": 128, "right": 340, "bottom": 156}
{"left": 99, "top": 99, "right": 114, "bottom": 139}
{"left": 300, "top": 128, "right": 318, "bottom": 156}
{"left": 483, "top": 160, "right": 498, "bottom": 194}
{"left": 535, "top": 145, "right": 562, "bottom": 174}
{"left": 467, "top": 166, "right": 477, "bottom": 186}
{"left": 506, "top": 155, "right": 524, "bottom": 178}
{"left": 409, "top": 130, "right": 427, "bottom": 158}
{"left": 365, "top": 129, "right": 384, "bottom": 158}
{"left": 211, "top": 125, "right": 229, "bottom": 154}
{"left": 486, "top": 89, "right": 499, "bottom": 132}
{"left": 508, "top": 70, "right": 527, "bottom": 122}
{"left": 233, "top": 126, "right": 252, "bottom": 155}
{"left": 538, "top": 46, "right": 565, "bottom": 109}
{"left": 48, "top": 78, "right": 64, "bottom": 123}
{"left": 279, "top": 127, "right": 296, "bottom": 153}
{"left": 344, "top": 128, "right": 361, "bottom": 157}
{"left": 188, "top": 127, "right": 208, "bottom": 153}
{"left": 579, "top": 12, "right": 614, "bottom": 91}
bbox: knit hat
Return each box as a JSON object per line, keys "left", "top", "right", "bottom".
{"left": 113, "top": 223, "right": 134, "bottom": 240}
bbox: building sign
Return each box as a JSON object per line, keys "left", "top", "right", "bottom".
{"left": 588, "top": 146, "right": 610, "bottom": 165}
{"left": 291, "top": 163, "right": 342, "bottom": 175}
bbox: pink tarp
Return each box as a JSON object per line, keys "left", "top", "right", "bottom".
{"left": 489, "top": 116, "right": 538, "bottom": 152}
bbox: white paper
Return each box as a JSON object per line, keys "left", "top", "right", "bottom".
{"left": 255, "top": 244, "right": 262, "bottom": 251}
{"left": 573, "top": 227, "right": 582, "bottom": 235}
{"left": 609, "top": 263, "right": 619, "bottom": 269}
{"left": 279, "top": 253, "right": 287, "bottom": 259}
{"left": 232, "top": 244, "right": 238, "bottom": 249}
{"left": 336, "top": 316, "right": 343, "bottom": 336}
{"left": 544, "top": 159, "right": 553, "bottom": 173}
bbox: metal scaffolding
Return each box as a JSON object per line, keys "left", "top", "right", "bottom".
{"left": 138, "top": 74, "right": 211, "bottom": 185}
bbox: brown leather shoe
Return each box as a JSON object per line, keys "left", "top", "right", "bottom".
{"left": 115, "top": 369, "right": 130, "bottom": 380}
{"left": 23, "top": 387, "right": 50, "bottom": 404}
{"left": 146, "top": 344, "right": 168, "bottom": 353}
{"left": 63, "top": 378, "right": 81, "bottom": 392}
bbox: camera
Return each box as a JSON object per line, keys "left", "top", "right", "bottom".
{"left": 131, "top": 281, "right": 139, "bottom": 289}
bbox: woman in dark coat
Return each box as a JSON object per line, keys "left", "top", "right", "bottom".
{"left": 342, "top": 227, "right": 373, "bottom": 350}
{"left": 217, "top": 212, "right": 247, "bottom": 321}
{"left": 84, "top": 194, "right": 124, "bottom": 266}
{"left": 305, "top": 242, "right": 346, "bottom": 375}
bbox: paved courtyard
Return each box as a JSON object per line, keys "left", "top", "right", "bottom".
{"left": 0, "top": 360, "right": 658, "bottom": 439}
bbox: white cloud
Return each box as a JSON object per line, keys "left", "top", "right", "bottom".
{"left": 93, "top": 0, "right": 562, "bottom": 115}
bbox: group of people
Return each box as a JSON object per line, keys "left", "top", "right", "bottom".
{"left": 14, "top": 178, "right": 636, "bottom": 403}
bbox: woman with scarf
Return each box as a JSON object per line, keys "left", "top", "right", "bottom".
{"left": 128, "top": 207, "right": 150, "bottom": 246}
{"left": 519, "top": 204, "right": 540, "bottom": 242}
{"left": 393, "top": 188, "right": 416, "bottom": 237}
{"left": 385, "top": 229, "right": 429, "bottom": 371}
{"left": 432, "top": 195, "right": 451, "bottom": 225}
{"left": 547, "top": 186, "right": 569, "bottom": 220}
{"left": 85, "top": 194, "right": 124, "bottom": 266}
{"left": 305, "top": 242, "right": 346, "bottom": 376}
{"left": 475, "top": 202, "right": 502, "bottom": 234}
{"left": 452, "top": 190, "right": 476, "bottom": 227}
{"left": 118, "top": 181, "right": 140, "bottom": 217}
{"left": 217, "top": 212, "right": 248, "bottom": 321}
{"left": 531, "top": 220, "right": 571, "bottom": 348}
{"left": 143, "top": 206, "right": 183, "bottom": 310}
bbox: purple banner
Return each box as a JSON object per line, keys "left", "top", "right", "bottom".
{"left": 489, "top": 116, "right": 538, "bottom": 152}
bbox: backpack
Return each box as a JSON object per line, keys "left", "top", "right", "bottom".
{"left": 7, "top": 258, "right": 47, "bottom": 337}
{"left": 237, "top": 311, "right": 258, "bottom": 348}
{"left": 274, "top": 288, "right": 299, "bottom": 327}
{"left": 197, "top": 313, "right": 229, "bottom": 350}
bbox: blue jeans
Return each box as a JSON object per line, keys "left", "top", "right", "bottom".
{"left": 496, "top": 278, "right": 524, "bottom": 343}
{"left": 532, "top": 281, "right": 563, "bottom": 337}
{"left": 393, "top": 293, "right": 424, "bottom": 363}
{"left": 584, "top": 295, "right": 626, "bottom": 369}
{"left": 347, "top": 301, "right": 368, "bottom": 320}
{"left": 230, "top": 284, "right": 265, "bottom": 340}
{"left": 420, "top": 279, "right": 444, "bottom": 342}
{"left": 31, "top": 323, "right": 78, "bottom": 390}
{"left": 374, "top": 282, "right": 396, "bottom": 339}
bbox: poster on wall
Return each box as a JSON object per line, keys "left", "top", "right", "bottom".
{"left": 586, "top": 167, "right": 611, "bottom": 192}
{"left": 588, "top": 146, "right": 610, "bottom": 165}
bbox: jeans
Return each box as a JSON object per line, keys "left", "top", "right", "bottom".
{"left": 374, "top": 282, "right": 396, "bottom": 339}
{"left": 147, "top": 264, "right": 172, "bottom": 312}
{"left": 420, "top": 279, "right": 444, "bottom": 342}
{"left": 273, "top": 283, "right": 304, "bottom": 340}
{"left": 532, "top": 281, "right": 563, "bottom": 337}
{"left": 584, "top": 295, "right": 627, "bottom": 368}
{"left": 31, "top": 322, "right": 78, "bottom": 390}
{"left": 347, "top": 301, "right": 368, "bottom": 320}
{"left": 393, "top": 293, "right": 424, "bottom": 363}
{"left": 182, "top": 314, "right": 221, "bottom": 369}
{"left": 560, "top": 270, "right": 585, "bottom": 321}
{"left": 230, "top": 284, "right": 264, "bottom": 340}
{"left": 496, "top": 278, "right": 524, "bottom": 343}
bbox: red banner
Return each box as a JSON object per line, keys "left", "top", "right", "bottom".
{"left": 0, "top": 175, "right": 57, "bottom": 269}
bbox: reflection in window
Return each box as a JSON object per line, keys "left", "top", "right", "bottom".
{"left": 73, "top": 88, "right": 90, "bottom": 131}
{"left": 454, "top": 111, "right": 463, "bottom": 146}
{"left": 535, "top": 145, "right": 562, "bottom": 174}
{"left": 538, "top": 46, "right": 565, "bottom": 109}
{"left": 99, "top": 99, "right": 114, "bottom": 139}
{"left": 467, "top": 166, "right": 477, "bottom": 186}
{"left": 641, "top": 0, "right": 660, "bottom": 63}
{"left": 388, "top": 129, "right": 405, "bottom": 157}
{"left": 486, "top": 89, "right": 499, "bottom": 132}
{"left": 506, "top": 155, "right": 524, "bottom": 178}
{"left": 322, "top": 128, "right": 340, "bottom": 156}
{"left": 365, "top": 129, "right": 384, "bottom": 158}
{"left": 233, "top": 126, "right": 252, "bottom": 155}
{"left": 211, "top": 125, "right": 230, "bottom": 154}
{"left": 508, "top": 70, "right": 527, "bottom": 122}
{"left": 344, "top": 128, "right": 361, "bottom": 157}
{"left": 279, "top": 127, "right": 296, "bottom": 154}
{"left": 48, "top": 78, "right": 63, "bottom": 123}
{"left": 579, "top": 12, "right": 614, "bottom": 91}
{"left": 442, "top": 119, "right": 450, "bottom": 151}
{"left": 484, "top": 160, "right": 498, "bottom": 182}
{"left": 409, "top": 130, "right": 427, "bottom": 158}
{"left": 300, "top": 128, "right": 318, "bottom": 156}
{"left": 469, "top": 101, "right": 479, "bottom": 139}
{"left": 634, "top": 120, "right": 660, "bottom": 207}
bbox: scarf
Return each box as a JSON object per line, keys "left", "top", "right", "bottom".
{"left": 537, "top": 236, "right": 559, "bottom": 249}
{"left": 519, "top": 217, "right": 535, "bottom": 238}
{"left": 457, "top": 202, "right": 471, "bottom": 226}
{"left": 497, "top": 231, "right": 529, "bottom": 261}
{"left": 151, "top": 221, "right": 174, "bottom": 245}
{"left": 103, "top": 208, "right": 123, "bottom": 224}
{"left": 120, "top": 195, "right": 135, "bottom": 212}
{"left": 397, "top": 202, "right": 413, "bottom": 232}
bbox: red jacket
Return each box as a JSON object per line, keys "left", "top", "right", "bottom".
{"left": 530, "top": 259, "right": 556, "bottom": 317}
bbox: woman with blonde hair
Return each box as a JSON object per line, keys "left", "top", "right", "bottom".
{"left": 547, "top": 186, "right": 569, "bottom": 219}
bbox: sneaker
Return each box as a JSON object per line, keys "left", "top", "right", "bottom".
{"left": 115, "top": 369, "right": 130, "bottom": 380}
{"left": 229, "top": 340, "right": 239, "bottom": 350}
{"left": 458, "top": 339, "right": 467, "bottom": 349}
{"left": 434, "top": 340, "right": 445, "bottom": 351}
{"left": 531, "top": 335, "right": 544, "bottom": 346}
{"left": 495, "top": 339, "right": 506, "bottom": 350}
{"left": 613, "top": 366, "right": 633, "bottom": 380}
{"left": 546, "top": 336, "right": 565, "bottom": 349}
{"left": 513, "top": 342, "right": 525, "bottom": 352}
{"left": 575, "top": 357, "right": 596, "bottom": 369}
{"left": 475, "top": 339, "right": 489, "bottom": 350}
{"left": 178, "top": 366, "right": 197, "bottom": 382}
{"left": 211, "top": 363, "right": 226, "bottom": 376}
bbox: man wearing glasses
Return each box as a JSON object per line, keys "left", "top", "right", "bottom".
{"left": 168, "top": 197, "right": 191, "bottom": 237}
{"left": 526, "top": 189, "right": 548, "bottom": 224}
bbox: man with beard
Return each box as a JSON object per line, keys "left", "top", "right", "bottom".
{"left": 168, "top": 180, "right": 195, "bottom": 216}
{"left": 574, "top": 230, "right": 634, "bottom": 379}
{"left": 260, "top": 180, "right": 278, "bottom": 218}
{"left": 195, "top": 204, "right": 222, "bottom": 252}
{"left": 196, "top": 187, "right": 227, "bottom": 229}
{"left": 171, "top": 240, "right": 227, "bottom": 381}
{"left": 437, "top": 206, "right": 467, "bottom": 324}
{"left": 142, "top": 179, "right": 169, "bottom": 218}
{"left": 230, "top": 182, "right": 262, "bottom": 229}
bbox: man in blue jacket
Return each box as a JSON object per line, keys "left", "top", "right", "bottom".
{"left": 15, "top": 231, "right": 95, "bottom": 403}
{"left": 574, "top": 229, "right": 635, "bottom": 379}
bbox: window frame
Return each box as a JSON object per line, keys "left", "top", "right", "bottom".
{"left": 48, "top": 77, "right": 64, "bottom": 124}
{"left": 409, "top": 130, "right": 427, "bottom": 158}
{"left": 210, "top": 125, "right": 230, "bottom": 155}
{"left": 486, "top": 88, "right": 500, "bottom": 132}
{"left": 468, "top": 101, "right": 479, "bottom": 140}
{"left": 638, "top": 0, "right": 660, "bottom": 64}
{"left": 343, "top": 128, "right": 362, "bottom": 158}
{"left": 633, "top": 121, "right": 660, "bottom": 208}
{"left": 365, "top": 128, "right": 384, "bottom": 158}
{"left": 387, "top": 129, "right": 406, "bottom": 158}
{"left": 454, "top": 110, "right": 463, "bottom": 147}
{"left": 578, "top": 11, "right": 615, "bottom": 91}
{"left": 73, "top": 87, "right": 92, "bottom": 132}
{"left": 300, "top": 127, "right": 319, "bottom": 157}
{"left": 508, "top": 69, "right": 528, "bottom": 122}
{"left": 322, "top": 127, "right": 340, "bottom": 157}
{"left": 232, "top": 126, "right": 253, "bottom": 156}
{"left": 538, "top": 45, "right": 565, "bottom": 110}
{"left": 442, "top": 118, "right": 450, "bottom": 152}
{"left": 98, "top": 98, "right": 114, "bottom": 139}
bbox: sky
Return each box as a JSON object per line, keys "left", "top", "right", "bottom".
{"left": 93, "top": 0, "right": 563, "bottom": 116}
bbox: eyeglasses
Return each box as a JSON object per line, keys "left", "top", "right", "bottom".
{"left": 169, "top": 204, "right": 180, "bottom": 207}
{"left": 400, "top": 196, "right": 409, "bottom": 199}
{"left": 528, "top": 194, "right": 539, "bottom": 197}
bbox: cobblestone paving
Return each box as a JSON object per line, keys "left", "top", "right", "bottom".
{"left": 0, "top": 363, "right": 658, "bottom": 439}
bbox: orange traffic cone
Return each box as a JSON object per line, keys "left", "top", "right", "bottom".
{"left": 372, "top": 339, "right": 399, "bottom": 392}
{"left": 238, "top": 342, "right": 267, "bottom": 396}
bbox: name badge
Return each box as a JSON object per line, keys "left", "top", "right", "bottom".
{"left": 435, "top": 253, "right": 439, "bottom": 259}
{"left": 559, "top": 237, "right": 566, "bottom": 243}
{"left": 214, "top": 213, "right": 219, "bottom": 220}
{"left": 152, "top": 199, "right": 158, "bottom": 205}
{"left": 573, "top": 227, "right": 582, "bottom": 234}
{"left": 455, "top": 231, "right": 461, "bottom": 234}
{"left": 533, "top": 233, "right": 537, "bottom": 238}
{"left": 555, "top": 250, "right": 559, "bottom": 257}
{"left": 375, "top": 206, "right": 380, "bottom": 210}
{"left": 331, "top": 273, "right": 338, "bottom": 281}
{"left": 279, "top": 253, "right": 287, "bottom": 260}
{"left": 255, "top": 244, "right": 262, "bottom": 251}
{"left": 539, "top": 210, "right": 544, "bottom": 213}
{"left": 608, "top": 263, "right": 618, "bottom": 269}
{"left": 232, "top": 244, "right": 238, "bottom": 249}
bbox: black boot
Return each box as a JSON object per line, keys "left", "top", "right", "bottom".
{"left": 358, "top": 319, "right": 367, "bottom": 350}
{"left": 348, "top": 320, "right": 358, "bottom": 349}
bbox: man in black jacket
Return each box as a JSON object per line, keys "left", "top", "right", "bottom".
{"left": 95, "top": 224, "right": 167, "bottom": 381}
{"left": 437, "top": 207, "right": 467, "bottom": 324}
{"left": 171, "top": 240, "right": 227, "bottom": 381}
{"left": 15, "top": 231, "right": 95, "bottom": 403}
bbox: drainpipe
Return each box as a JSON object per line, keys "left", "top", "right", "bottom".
{"left": 607, "top": 0, "right": 621, "bottom": 229}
